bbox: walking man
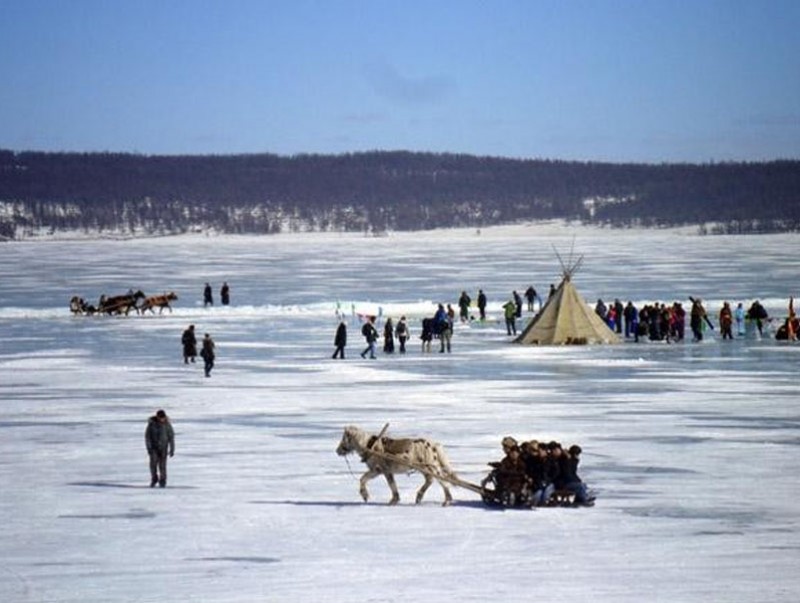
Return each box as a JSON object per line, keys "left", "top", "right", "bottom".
{"left": 200, "top": 333, "right": 216, "bottom": 376}
{"left": 145, "top": 409, "right": 175, "bottom": 488}
{"left": 332, "top": 320, "right": 347, "bottom": 359}
{"left": 360, "top": 316, "right": 378, "bottom": 359}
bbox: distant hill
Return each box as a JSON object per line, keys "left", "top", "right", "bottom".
{"left": 1, "top": 149, "right": 798, "bottom": 239}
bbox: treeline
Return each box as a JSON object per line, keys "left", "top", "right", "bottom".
{"left": 0, "top": 149, "right": 798, "bottom": 239}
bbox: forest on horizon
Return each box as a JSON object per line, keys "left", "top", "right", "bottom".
{"left": 1, "top": 149, "right": 798, "bottom": 240}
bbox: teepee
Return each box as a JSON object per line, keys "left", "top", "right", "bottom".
{"left": 514, "top": 249, "right": 620, "bottom": 346}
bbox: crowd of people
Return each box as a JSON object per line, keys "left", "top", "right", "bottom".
{"left": 480, "top": 435, "right": 594, "bottom": 508}
{"left": 594, "top": 296, "right": 793, "bottom": 343}
{"left": 329, "top": 288, "right": 797, "bottom": 360}
{"left": 331, "top": 286, "right": 547, "bottom": 359}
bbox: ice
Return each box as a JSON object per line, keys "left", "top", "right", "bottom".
{"left": 0, "top": 223, "right": 798, "bottom": 602}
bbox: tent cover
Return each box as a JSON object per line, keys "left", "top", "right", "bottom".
{"left": 514, "top": 275, "right": 621, "bottom": 345}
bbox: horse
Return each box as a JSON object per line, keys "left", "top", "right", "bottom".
{"left": 98, "top": 290, "right": 146, "bottom": 315}
{"left": 335, "top": 425, "right": 456, "bottom": 506}
{"left": 140, "top": 292, "right": 178, "bottom": 314}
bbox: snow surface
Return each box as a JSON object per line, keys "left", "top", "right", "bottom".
{"left": 1, "top": 222, "right": 799, "bottom": 603}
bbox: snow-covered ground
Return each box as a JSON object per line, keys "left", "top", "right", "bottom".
{"left": 1, "top": 223, "right": 798, "bottom": 602}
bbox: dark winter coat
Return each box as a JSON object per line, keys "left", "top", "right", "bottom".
{"left": 557, "top": 454, "right": 581, "bottom": 489}
{"left": 420, "top": 318, "right": 433, "bottom": 342}
{"left": 201, "top": 336, "right": 215, "bottom": 360}
{"left": 145, "top": 416, "right": 175, "bottom": 455}
{"left": 182, "top": 328, "right": 197, "bottom": 357}
{"left": 361, "top": 322, "right": 378, "bottom": 344}
{"left": 334, "top": 323, "right": 347, "bottom": 347}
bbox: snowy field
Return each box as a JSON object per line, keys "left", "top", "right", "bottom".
{"left": 1, "top": 222, "right": 799, "bottom": 603}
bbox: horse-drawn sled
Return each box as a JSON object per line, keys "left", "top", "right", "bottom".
{"left": 336, "top": 424, "right": 594, "bottom": 509}
{"left": 69, "top": 290, "right": 178, "bottom": 316}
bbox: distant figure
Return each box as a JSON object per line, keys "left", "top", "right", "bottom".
{"left": 383, "top": 318, "right": 395, "bottom": 353}
{"left": 747, "top": 300, "right": 768, "bottom": 337}
{"left": 433, "top": 303, "right": 448, "bottom": 343}
{"left": 200, "top": 333, "right": 215, "bottom": 376}
{"left": 613, "top": 299, "right": 624, "bottom": 334}
{"left": 735, "top": 302, "right": 745, "bottom": 336}
{"left": 395, "top": 316, "right": 409, "bottom": 353}
{"left": 458, "top": 291, "right": 471, "bottom": 322}
{"left": 477, "top": 289, "right": 487, "bottom": 321}
{"left": 549, "top": 284, "right": 556, "bottom": 298}
{"left": 420, "top": 317, "right": 433, "bottom": 353}
{"left": 181, "top": 324, "right": 197, "bottom": 364}
{"left": 332, "top": 320, "right": 347, "bottom": 359}
{"left": 203, "top": 283, "right": 213, "bottom": 307}
{"left": 503, "top": 299, "right": 517, "bottom": 335}
{"left": 719, "top": 302, "right": 734, "bottom": 340}
{"left": 513, "top": 290, "right": 523, "bottom": 318}
{"left": 145, "top": 409, "right": 175, "bottom": 488}
{"left": 220, "top": 282, "right": 230, "bottom": 305}
{"left": 360, "top": 316, "right": 378, "bottom": 359}
{"left": 690, "top": 298, "right": 711, "bottom": 342}
{"left": 594, "top": 299, "right": 607, "bottom": 322}
{"left": 606, "top": 305, "right": 617, "bottom": 331}
{"left": 439, "top": 312, "right": 453, "bottom": 353}
{"left": 524, "top": 286, "right": 539, "bottom": 312}
{"left": 623, "top": 301, "right": 638, "bottom": 338}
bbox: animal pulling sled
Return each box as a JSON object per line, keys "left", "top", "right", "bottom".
{"left": 336, "top": 423, "right": 482, "bottom": 506}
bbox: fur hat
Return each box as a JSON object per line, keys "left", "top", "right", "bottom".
{"left": 501, "top": 436, "right": 518, "bottom": 450}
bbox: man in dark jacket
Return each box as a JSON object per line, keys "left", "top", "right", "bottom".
{"left": 200, "top": 333, "right": 215, "bottom": 377}
{"left": 558, "top": 445, "right": 593, "bottom": 505}
{"left": 145, "top": 410, "right": 175, "bottom": 487}
{"left": 332, "top": 320, "right": 347, "bottom": 359}
{"left": 477, "top": 289, "right": 487, "bottom": 321}
{"left": 360, "top": 316, "right": 378, "bottom": 359}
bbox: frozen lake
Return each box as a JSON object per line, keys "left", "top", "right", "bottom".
{"left": 1, "top": 223, "right": 799, "bottom": 602}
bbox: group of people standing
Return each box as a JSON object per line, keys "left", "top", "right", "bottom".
{"left": 333, "top": 286, "right": 550, "bottom": 358}
{"left": 333, "top": 303, "right": 457, "bottom": 360}
{"left": 596, "top": 297, "right": 785, "bottom": 343}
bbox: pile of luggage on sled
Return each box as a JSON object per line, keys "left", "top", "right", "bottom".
{"left": 479, "top": 436, "right": 595, "bottom": 508}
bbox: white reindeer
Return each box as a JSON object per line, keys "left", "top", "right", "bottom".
{"left": 336, "top": 425, "right": 456, "bottom": 506}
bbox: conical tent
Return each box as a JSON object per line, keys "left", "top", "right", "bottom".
{"left": 514, "top": 274, "right": 621, "bottom": 346}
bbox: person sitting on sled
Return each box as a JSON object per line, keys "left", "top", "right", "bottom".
{"left": 481, "top": 436, "right": 531, "bottom": 507}
{"left": 557, "top": 444, "right": 594, "bottom": 506}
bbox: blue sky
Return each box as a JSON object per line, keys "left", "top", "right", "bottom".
{"left": 1, "top": 0, "right": 798, "bottom": 162}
